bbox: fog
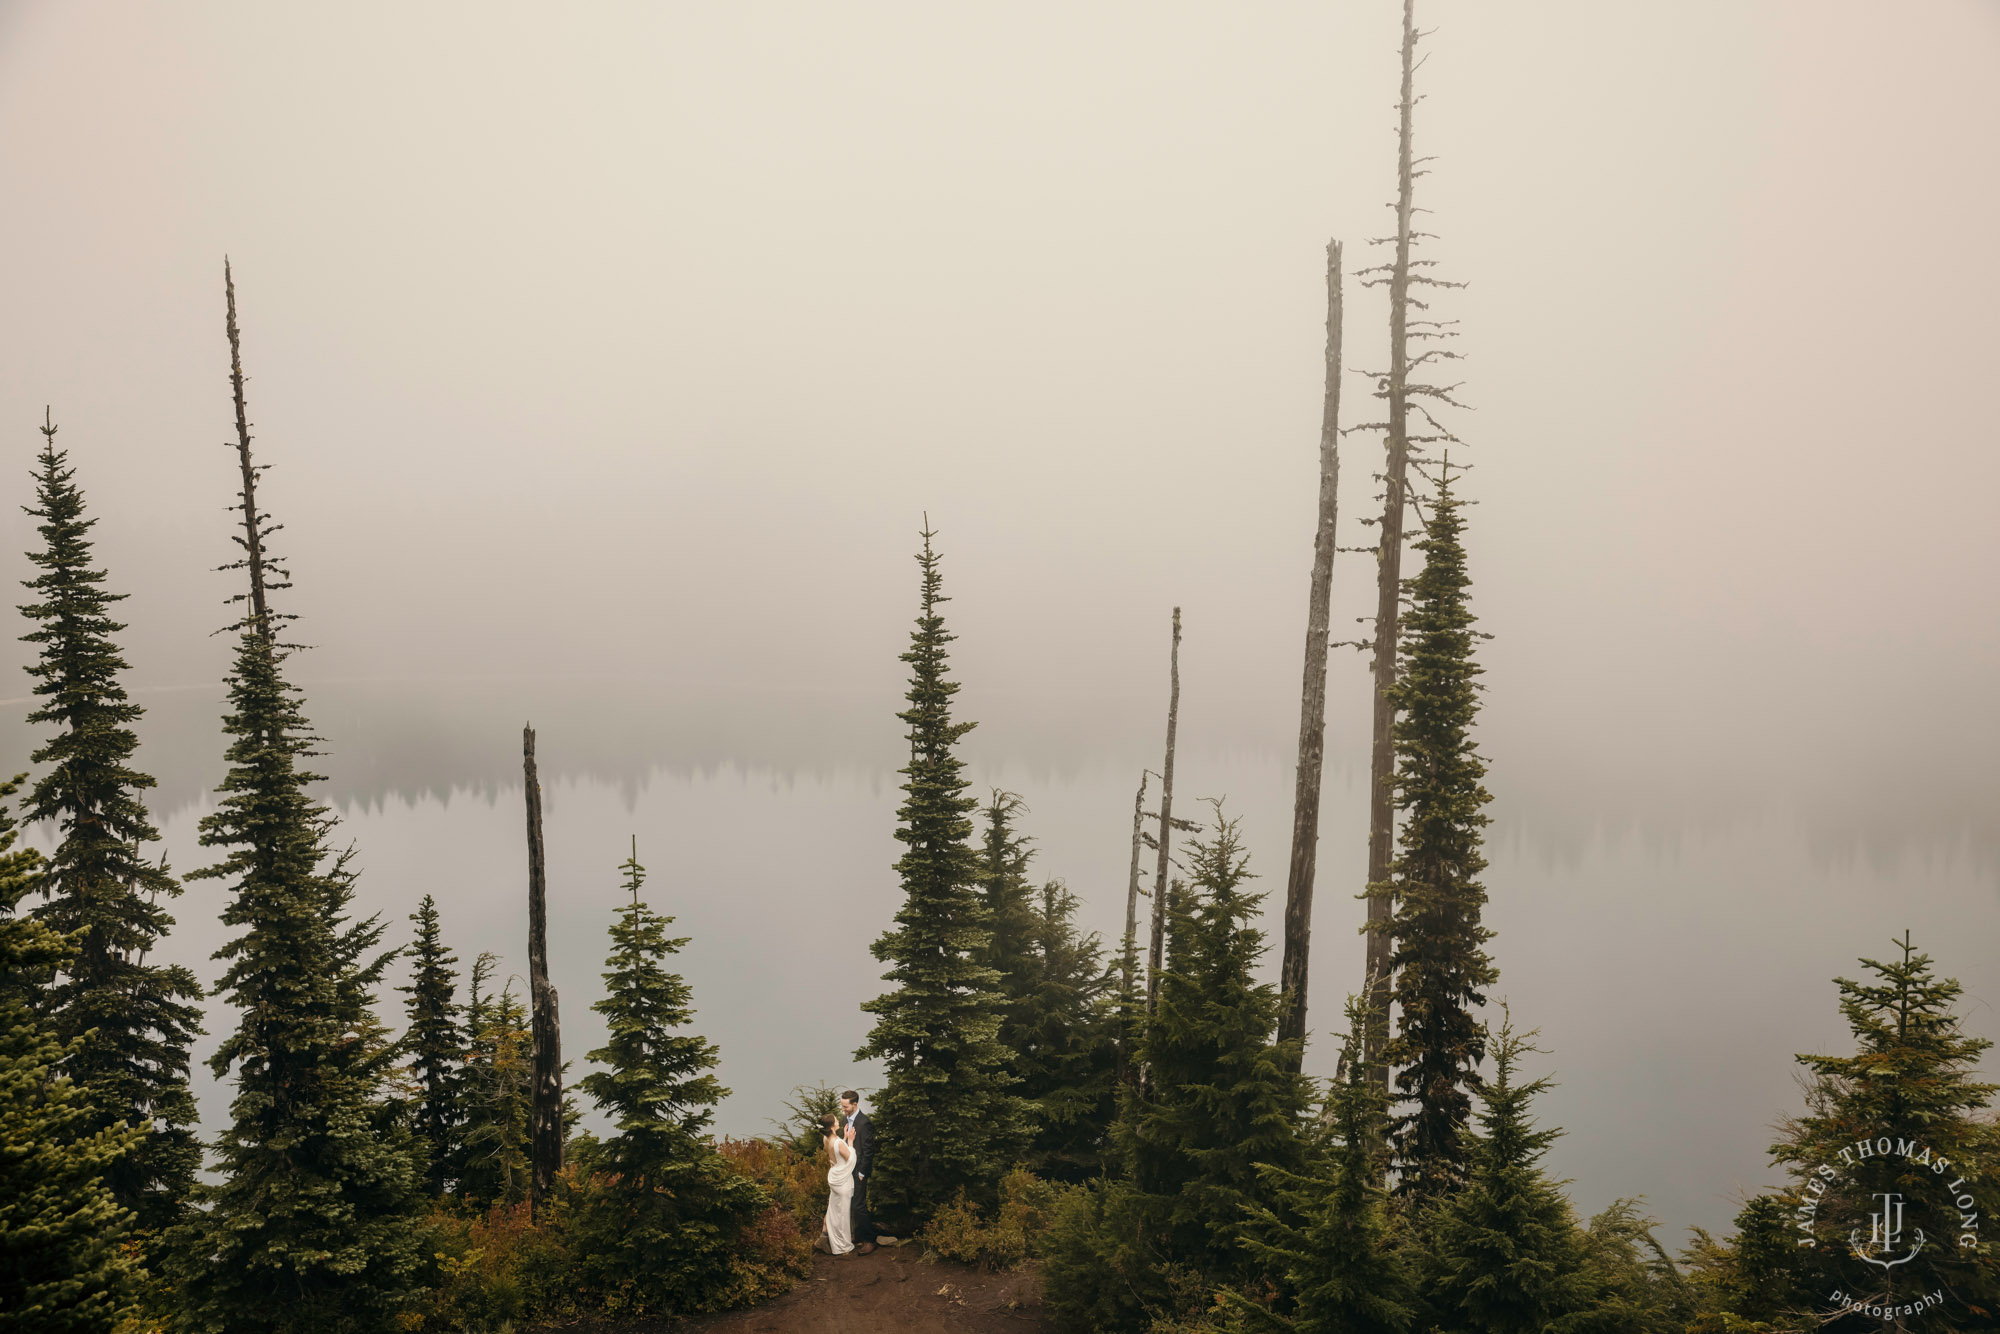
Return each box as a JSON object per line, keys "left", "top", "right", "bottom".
{"left": 1, "top": 1, "right": 1996, "bottom": 1242}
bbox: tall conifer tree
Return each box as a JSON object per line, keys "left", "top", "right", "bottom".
{"left": 858, "top": 525, "right": 1026, "bottom": 1220}
{"left": 18, "top": 412, "right": 203, "bottom": 1239}
{"left": 1380, "top": 473, "right": 1497, "bottom": 1199}
{"left": 1229, "top": 993, "right": 1416, "bottom": 1334}
{"left": 1424, "top": 1016, "right": 1593, "bottom": 1334}
{"left": 0, "top": 774, "right": 140, "bottom": 1332}
{"left": 166, "top": 266, "right": 423, "bottom": 1333}
{"left": 978, "top": 789, "right": 1039, "bottom": 1039}
{"left": 575, "top": 841, "right": 764, "bottom": 1314}
{"left": 1012, "top": 879, "right": 1118, "bottom": 1182}
{"left": 1124, "top": 809, "right": 1310, "bottom": 1282}
{"left": 399, "top": 894, "right": 465, "bottom": 1197}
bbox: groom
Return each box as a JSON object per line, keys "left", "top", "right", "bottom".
{"left": 840, "top": 1090, "right": 877, "bottom": 1253}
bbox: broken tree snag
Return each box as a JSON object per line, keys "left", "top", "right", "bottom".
{"left": 1118, "top": 768, "right": 1151, "bottom": 1083}
{"left": 524, "top": 724, "right": 563, "bottom": 1217}
{"left": 1363, "top": 0, "right": 1421, "bottom": 1089}
{"left": 1277, "top": 238, "right": 1344, "bottom": 1069}
{"left": 1144, "top": 607, "right": 1181, "bottom": 1027}
{"left": 223, "top": 259, "right": 273, "bottom": 642}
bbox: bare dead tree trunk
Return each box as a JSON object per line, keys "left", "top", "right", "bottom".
{"left": 1144, "top": 608, "right": 1181, "bottom": 1028}
{"left": 523, "top": 725, "right": 563, "bottom": 1217}
{"left": 1117, "top": 768, "right": 1151, "bottom": 1084}
{"left": 1276, "top": 238, "right": 1344, "bottom": 1069}
{"left": 1362, "top": 0, "right": 1420, "bottom": 1091}
{"left": 223, "top": 259, "right": 272, "bottom": 642}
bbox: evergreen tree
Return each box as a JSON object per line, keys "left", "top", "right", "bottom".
{"left": 1424, "top": 1014, "right": 1593, "bottom": 1334}
{"left": 1739, "top": 936, "right": 2000, "bottom": 1330}
{"left": 0, "top": 773, "right": 140, "bottom": 1332}
{"left": 1124, "top": 808, "right": 1310, "bottom": 1283}
{"left": 399, "top": 894, "right": 464, "bottom": 1197}
{"left": 167, "top": 272, "right": 426, "bottom": 1332}
{"left": 166, "top": 629, "right": 426, "bottom": 1333}
{"left": 1012, "top": 878, "right": 1118, "bottom": 1183}
{"left": 459, "top": 954, "right": 531, "bottom": 1206}
{"left": 1379, "top": 472, "right": 1497, "bottom": 1200}
{"left": 1227, "top": 993, "right": 1416, "bottom": 1334}
{"left": 1572, "top": 1199, "right": 1694, "bottom": 1334}
{"left": 973, "top": 790, "right": 1119, "bottom": 1181}
{"left": 1682, "top": 1194, "right": 1805, "bottom": 1331}
{"left": 857, "top": 525, "right": 1027, "bottom": 1220}
{"left": 18, "top": 413, "right": 203, "bottom": 1237}
{"left": 978, "top": 789, "right": 1040, "bottom": 1027}
{"left": 1044, "top": 812, "right": 1310, "bottom": 1333}
{"left": 574, "top": 841, "right": 765, "bottom": 1315}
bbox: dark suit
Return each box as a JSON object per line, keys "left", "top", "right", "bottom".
{"left": 847, "top": 1110, "right": 877, "bottom": 1243}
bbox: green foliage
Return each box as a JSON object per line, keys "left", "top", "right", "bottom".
{"left": 164, "top": 630, "right": 425, "bottom": 1334}
{"left": 1572, "top": 1198, "right": 1693, "bottom": 1334}
{"left": 918, "top": 1168, "right": 1071, "bottom": 1270}
{"left": 0, "top": 773, "right": 141, "bottom": 1332}
{"left": 1040, "top": 1178, "right": 1170, "bottom": 1334}
{"left": 1421, "top": 1014, "right": 1592, "bottom": 1334}
{"left": 716, "top": 1135, "right": 829, "bottom": 1251}
{"left": 1378, "top": 474, "right": 1497, "bottom": 1201}
{"left": 971, "top": 792, "right": 1118, "bottom": 1182}
{"left": 1681, "top": 1195, "right": 1801, "bottom": 1331}
{"left": 570, "top": 841, "right": 768, "bottom": 1316}
{"left": 406, "top": 1198, "right": 579, "bottom": 1333}
{"left": 1225, "top": 993, "right": 1417, "bottom": 1334}
{"left": 773, "top": 1081, "right": 844, "bottom": 1158}
{"left": 1047, "top": 810, "right": 1311, "bottom": 1334}
{"left": 1690, "top": 936, "right": 2000, "bottom": 1331}
{"left": 458, "top": 955, "right": 530, "bottom": 1206}
{"left": 979, "top": 790, "right": 1040, "bottom": 1020}
{"left": 399, "top": 896, "right": 465, "bottom": 1197}
{"left": 1014, "top": 879, "right": 1119, "bottom": 1182}
{"left": 858, "top": 527, "right": 1028, "bottom": 1222}
{"left": 1125, "top": 808, "right": 1310, "bottom": 1284}
{"left": 18, "top": 418, "right": 203, "bottom": 1240}
{"left": 406, "top": 1140, "right": 810, "bottom": 1333}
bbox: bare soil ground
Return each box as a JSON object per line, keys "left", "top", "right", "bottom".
{"left": 545, "top": 1245, "right": 1052, "bottom": 1334}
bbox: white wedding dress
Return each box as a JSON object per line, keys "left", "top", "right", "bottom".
{"left": 824, "top": 1135, "right": 855, "bottom": 1255}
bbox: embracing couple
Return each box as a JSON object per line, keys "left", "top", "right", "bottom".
{"left": 819, "top": 1090, "right": 879, "bottom": 1256}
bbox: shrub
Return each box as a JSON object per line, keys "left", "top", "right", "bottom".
{"left": 1040, "top": 1179, "right": 1167, "bottom": 1334}
{"left": 399, "top": 1142, "right": 814, "bottom": 1331}
{"left": 408, "top": 1198, "right": 578, "bottom": 1332}
{"left": 718, "top": 1135, "right": 828, "bottom": 1239}
{"left": 713, "top": 1137, "right": 816, "bottom": 1303}
{"left": 919, "top": 1169, "right": 1071, "bottom": 1270}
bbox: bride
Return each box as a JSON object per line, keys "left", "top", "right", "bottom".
{"left": 821, "top": 1113, "right": 856, "bottom": 1256}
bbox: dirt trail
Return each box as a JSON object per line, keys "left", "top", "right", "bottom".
{"left": 551, "top": 1246, "right": 1052, "bottom": 1334}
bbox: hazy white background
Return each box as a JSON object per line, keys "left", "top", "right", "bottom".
{"left": 1, "top": 0, "right": 1996, "bottom": 1240}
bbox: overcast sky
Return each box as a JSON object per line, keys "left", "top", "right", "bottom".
{"left": 1, "top": 0, "right": 1996, "bottom": 1241}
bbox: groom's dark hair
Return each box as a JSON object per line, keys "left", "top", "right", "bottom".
{"left": 841, "top": 1090, "right": 860, "bottom": 1104}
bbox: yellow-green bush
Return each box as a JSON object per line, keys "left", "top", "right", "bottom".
{"left": 918, "top": 1169, "right": 1072, "bottom": 1270}
{"left": 400, "top": 1139, "right": 816, "bottom": 1331}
